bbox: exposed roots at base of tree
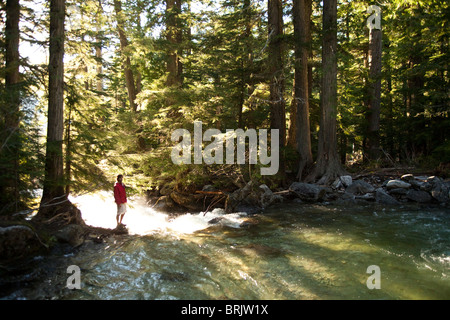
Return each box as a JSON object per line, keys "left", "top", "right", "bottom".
{"left": 305, "top": 161, "right": 347, "bottom": 185}
{"left": 34, "top": 200, "right": 85, "bottom": 231}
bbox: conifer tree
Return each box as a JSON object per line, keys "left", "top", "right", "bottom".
{"left": 114, "top": 0, "right": 138, "bottom": 112}
{"left": 292, "top": 0, "right": 313, "bottom": 180}
{"left": 366, "top": 5, "right": 382, "bottom": 160}
{"left": 268, "top": 0, "right": 286, "bottom": 180}
{"left": 1, "top": 0, "right": 21, "bottom": 211}
{"left": 40, "top": 0, "right": 67, "bottom": 207}
{"left": 307, "top": 0, "right": 345, "bottom": 184}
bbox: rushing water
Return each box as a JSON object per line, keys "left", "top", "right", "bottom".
{"left": 1, "top": 193, "right": 449, "bottom": 300}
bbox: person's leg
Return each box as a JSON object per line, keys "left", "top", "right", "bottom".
{"left": 116, "top": 203, "right": 122, "bottom": 226}
{"left": 120, "top": 203, "right": 127, "bottom": 225}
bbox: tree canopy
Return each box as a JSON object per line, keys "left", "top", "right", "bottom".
{"left": 0, "top": 0, "right": 448, "bottom": 215}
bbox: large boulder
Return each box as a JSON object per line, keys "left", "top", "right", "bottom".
{"left": 386, "top": 179, "right": 411, "bottom": 190}
{"left": 225, "top": 181, "right": 254, "bottom": 213}
{"left": 388, "top": 188, "right": 408, "bottom": 196}
{"left": 427, "top": 176, "right": 449, "bottom": 203}
{"left": 54, "top": 224, "right": 85, "bottom": 247}
{"left": 289, "top": 182, "right": 326, "bottom": 202}
{"left": 332, "top": 175, "right": 353, "bottom": 189}
{"left": 256, "top": 184, "right": 284, "bottom": 209}
{"left": 400, "top": 174, "right": 415, "bottom": 183}
{"left": 0, "top": 225, "right": 44, "bottom": 262}
{"left": 225, "top": 182, "right": 282, "bottom": 213}
{"left": 345, "top": 180, "right": 375, "bottom": 195}
{"left": 340, "top": 175, "right": 353, "bottom": 188}
{"left": 400, "top": 174, "right": 427, "bottom": 189}
{"left": 375, "top": 188, "right": 400, "bottom": 205}
{"left": 406, "top": 189, "right": 432, "bottom": 203}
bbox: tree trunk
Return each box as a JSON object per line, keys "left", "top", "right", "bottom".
{"left": 41, "top": 0, "right": 66, "bottom": 204}
{"left": 5, "top": 0, "right": 20, "bottom": 107}
{"left": 135, "top": 7, "right": 144, "bottom": 96}
{"left": 176, "top": 0, "right": 183, "bottom": 85}
{"left": 65, "top": 104, "right": 72, "bottom": 195}
{"left": 114, "top": 0, "right": 138, "bottom": 112}
{"left": 237, "top": 0, "right": 254, "bottom": 128}
{"left": 292, "top": 0, "right": 313, "bottom": 180}
{"left": 384, "top": 40, "right": 395, "bottom": 159}
{"left": 407, "top": 41, "right": 425, "bottom": 156}
{"left": 268, "top": 0, "right": 286, "bottom": 180}
{"left": 95, "top": 44, "right": 103, "bottom": 91}
{"left": 95, "top": 0, "right": 103, "bottom": 92}
{"left": 166, "top": 0, "right": 183, "bottom": 87}
{"left": 307, "top": 0, "right": 345, "bottom": 184}
{"left": 2, "top": 0, "right": 21, "bottom": 211}
{"left": 366, "top": 26, "right": 382, "bottom": 160}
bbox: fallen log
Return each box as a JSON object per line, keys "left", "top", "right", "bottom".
{"left": 195, "top": 190, "right": 226, "bottom": 195}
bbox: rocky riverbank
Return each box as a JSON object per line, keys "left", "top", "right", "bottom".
{"left": 146, "top": 173, "right": 450, "bottom": 215}
{"left": 0, "top": 201, "right": 127, "bottom": 265}
{"left": 293, "top": 174, "right": 450, "bottom": 206}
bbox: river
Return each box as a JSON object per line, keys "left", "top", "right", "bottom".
{"left": 1, "top": 192, "right": 449, "bottom": 300}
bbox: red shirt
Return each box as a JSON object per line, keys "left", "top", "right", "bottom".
{"left": 114, "top": 182, "right": 127, "bottom": 204}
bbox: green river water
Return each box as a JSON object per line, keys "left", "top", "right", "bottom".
{"left": 1, "top": 194, "right": 449, "bottom": 300}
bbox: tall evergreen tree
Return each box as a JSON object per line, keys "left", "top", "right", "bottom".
{"left": 366, "top": 5, "right": 382, "bottom": 160}
{"left": 308, "top": 0, "right": 345, "bottom": 184}
{"left": 165, "top": 0, "right": 183, "bottom": 87}
{"left": 268, "top": 0, "right": 286, "bottom": 180}
{"left": 40, "top": 0, "right": 67, "bottom": 207}
{"left": 1, "top": 0, "right": 21, "bottom": 211}
{"left": 114, "top": 0, "right": 138, "bottom": 112}
{"left": 292, "top": 0, "right": 313, "bottom": 180}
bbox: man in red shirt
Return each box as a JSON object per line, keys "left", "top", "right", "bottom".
{"left": 114, "top": 174, "right": 127, "bottom": 226}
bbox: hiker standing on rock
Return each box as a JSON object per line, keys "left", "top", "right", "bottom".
{"left": 114, "top": 174, "right": 127, "bottom": 227}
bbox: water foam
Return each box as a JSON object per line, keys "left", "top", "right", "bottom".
{"left": 69, "top": 192, "right": 248, "bottom": 235}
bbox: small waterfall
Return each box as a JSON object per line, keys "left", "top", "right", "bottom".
{"left": 69, "top": 192, "right": 249, "bottom": 235}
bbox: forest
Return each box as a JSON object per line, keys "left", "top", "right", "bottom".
{"left": 0, "top": 0, "right": 449, "bottom": 217}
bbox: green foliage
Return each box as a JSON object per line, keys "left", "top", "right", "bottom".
{"left": 0, "top": 93, "right": 45, "bottom": 214}
{"left": 335, "top": 0, "right": 449, "bottom": 165}
{"left": 432, "top": 140, "right": 450, "bottom": 164}
{"left": 0, "top": 0, "right": 46, "bottom": 214}
{"left": 1, "top": 0, "right": 448, "bottom": 215}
